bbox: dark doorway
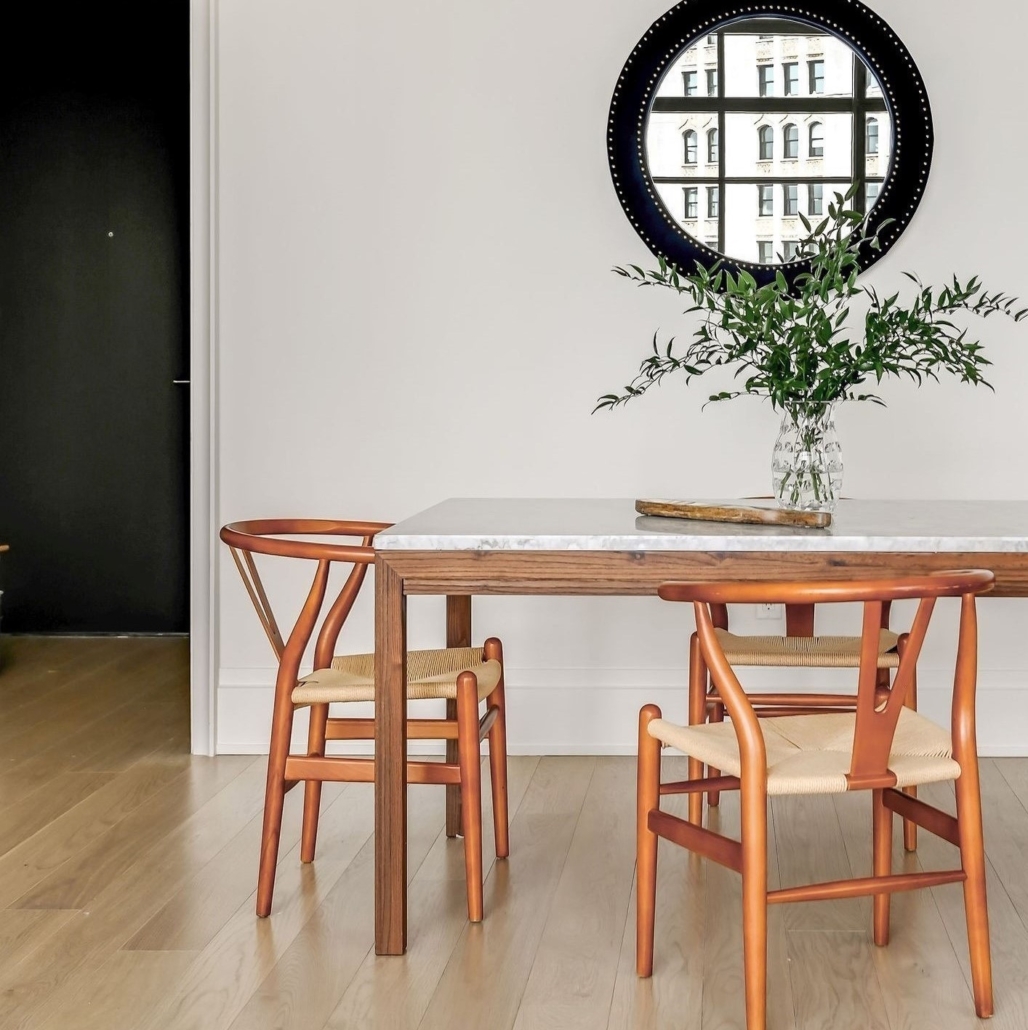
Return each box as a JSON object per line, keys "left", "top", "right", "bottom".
{"left": 0, "top": 4, "right": 189, "bottom": 632}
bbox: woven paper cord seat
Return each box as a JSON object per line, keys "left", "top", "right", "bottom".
{"left": 293, "top": 647, "right": 501, "bottom": 705}
{"left": 648, "top": 707, "right": 959, "bottom": 796}
{"left": 715, "top": 627, "right": 900, "bottom": 668}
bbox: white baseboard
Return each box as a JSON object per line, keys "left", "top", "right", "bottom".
{"left": 216, "top": 665, "right": 1028, "bottom": 758}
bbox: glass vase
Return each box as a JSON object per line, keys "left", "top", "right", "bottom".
{"left": 771, "top": 403, "right": 843, "bottom": 512}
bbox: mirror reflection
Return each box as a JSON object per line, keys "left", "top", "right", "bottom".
{"left": 645, "top": 17, "right": 892, "bottom": 265}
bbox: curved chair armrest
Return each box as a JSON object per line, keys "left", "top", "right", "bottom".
{"left": 220, "top": 518, "right": 392, "bottom": 563}
{"left": 659, "top": 570, "right": 994, "bottom": 607}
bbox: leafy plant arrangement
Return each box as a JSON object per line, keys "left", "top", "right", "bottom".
{"left": 597, "top": 184, "right": 1025, "bottom": 509}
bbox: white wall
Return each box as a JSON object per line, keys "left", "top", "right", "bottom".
{"left": 213, "top": 0, "right": 1028, "bottom": 756}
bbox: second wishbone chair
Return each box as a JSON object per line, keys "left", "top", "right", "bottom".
{"left": 637, "top": 570, "right": 995, "bottom": 1030}
{"left": 220, "top": 519, "right": 510, "bottom": 923}
{"left": 689, "top": 596, "right": 921, "bottom": 848}
{"left": 688, "top": 498, "right": 920, "bottom": 848}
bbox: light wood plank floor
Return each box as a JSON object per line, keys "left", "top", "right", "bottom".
{"left": 1, "top": 636, "right": 1026, "bottom": 1029}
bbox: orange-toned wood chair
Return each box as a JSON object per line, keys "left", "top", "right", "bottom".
{"left": 220, "top": 519, "right": 509, "bottom": 923}
{"left": 638, "top": 571, "right": 995, "bottom": 1030}
{"left": 688, "top": 599, "right": 921, "bottom": 848}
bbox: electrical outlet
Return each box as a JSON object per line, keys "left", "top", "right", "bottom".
{"left": 756, "top": 603, "right": 784, "bottom": 620}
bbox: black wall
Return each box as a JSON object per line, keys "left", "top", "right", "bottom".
{"left": 0, "top": 4, "right": 190, "bottom": 632}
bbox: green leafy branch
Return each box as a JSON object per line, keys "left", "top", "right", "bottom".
{"left": 596, "top": 185, "right": 1026, "bottom": 414}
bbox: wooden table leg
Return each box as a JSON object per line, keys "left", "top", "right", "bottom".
{"left": 445, "top": 595, "right": 472, "bottom": 838}
{"left": 375, "top": 556, "right": 408, "bottom": 955}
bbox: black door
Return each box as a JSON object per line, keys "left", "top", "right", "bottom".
{"left": 0, "top": 4, "right": 189, "bottom": 632}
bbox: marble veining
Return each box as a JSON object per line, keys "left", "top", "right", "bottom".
{"left": 374, "top": 498, "right": 1028, "bottom": 553}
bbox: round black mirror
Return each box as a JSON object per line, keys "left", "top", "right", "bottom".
{"left": 607, "top": 2, "right": 933, "bottom": 283}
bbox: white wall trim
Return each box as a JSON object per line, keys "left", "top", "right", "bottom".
{"left": 215, "top": 665, "right": 1028, "bottom": 759}
{"left": 188, "top": 0, "right": 218, "bottom": 755}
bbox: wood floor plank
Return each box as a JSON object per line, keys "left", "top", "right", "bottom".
{"left": 12, "top": 752, "right": 258, "bottom": 911}
{"left": 606, "top": 763, "right": 704, "bottom": 1030}
{"left": 0, "top": 756, "right": 259, "bottom": 1030}
{"left": 0, "top": 638, "right": 164, "bottom": 737}
{"left": 785, "top": 931, "right": 891, "bottom": 1030}
{"left": 415, "top": 757, "right": 597, "bottom": 1030}
{"left": 315, "top": 756, "right": 540, "bottom": 1030}
{"left": 33, "top": 943, "right": 198, "bottom": 1030}
{"left": 0, "top": 771, "right": 114, "bottom": 859}
{"left": 0, "top": 638, "right": 122, "bottom": 712}
{"left": 0, "top": 909, "right": 80, "bottom": 980}
{"left": 135, "top": 783, "right": 376, "bottom": 1030}
{"left": 223, "top": 783, "right": 445, "bottom": 1030}
{"left": 0, "top": 696, "right": 181, "bottom": 811}
{"left": 0, "top": 752, "right": 194, "bottom": 909}
{"left": 772, "top": 792, "right": 867, "bottom": 931}
{"left": 30, "top": 949, "right": 199, "bottom": 1030}
{"left": 513, "top": 756, "right": 637, "bottom": 1030}
{"left": 122, "top": 776, "right": 319, "bottom": 953}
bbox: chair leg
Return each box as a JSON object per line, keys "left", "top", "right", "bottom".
{"left": 740, "top": 783, "right": 768, "bottom": 1030}
{"left": 456, "top": 671, "right": 484, "bottom": 922}
{"left": 707, "top": 699, "right": 725, "bottom": 808}
{"left": 300, "top": 702, "right": 329, "bottom": 864}
{"left": 636, "top": 704, "right": 662, "bottom": 978}
{"left": 483, "top": 638, "right": 509, "bottom": 860}
{"left": 906, "top": 659, "right": 922, "bottom": 852}
{"left": 955, "top": 764, "right": 994, "bottom": 1017}
{"left": 688, "top": 633, "right": 706, "bottom": 826}
{"left": 872, "top": 788, "right": 893, "bottom": 946}
{"left": 257, "top": 694, "right": 296, "bottom": 918}
{"left": 445, "top": 699, "right": 460, "bottom": 838}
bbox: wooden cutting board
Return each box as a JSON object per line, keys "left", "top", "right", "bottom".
{"left": 635, "top": 499, "right": 832, "bottom": 529}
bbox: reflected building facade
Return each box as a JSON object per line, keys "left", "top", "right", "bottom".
{"left": 646, "top": 21, "right": 891, "bottom": 266}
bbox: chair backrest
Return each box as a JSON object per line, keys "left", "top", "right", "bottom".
{"left": 220, "top": 519, "right": 391, "bottom": 679}
{"left": 658, "top": 571, "right": 995, "bottom": 791}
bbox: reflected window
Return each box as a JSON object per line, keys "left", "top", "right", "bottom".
{"left": 808, "top": 59, "right": 824, "bottom": 93}
{"left": 706, "top": 34, "right": 716, "bottom": 44}
{"left": 866, "top": 181, "right": 880, "bottom": 207}
{"left": 782, "top": 240, "right": 800, "bottom": 261}
{"left": 758, "top": 125, "right": 773, "bottom": 161}
{"left": 757, "top": 241, "right": 773, "bottom": 263}
{"left": 783, "top": 123, "right": 799, "bottom": 160}
{"left": 638, "top": 21, "right": 900, "bottom": 268}
{"left": 705, "top": 238, "right": 719, "bottom": 249}
{"left": 809, "top": 121, "right": 824, "bottom": 157}
{"left": 783, "top": 62, "right": 799, "bottom": 95}
{"left": 758, "top": 64, "right": 774, "bottom": 96}
{"left": 683, "top": 130, "right": 698, "bottom": 164}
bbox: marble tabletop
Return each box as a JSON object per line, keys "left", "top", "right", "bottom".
{"left": 374, "top": 498, "right": 1028, "bottom": 553}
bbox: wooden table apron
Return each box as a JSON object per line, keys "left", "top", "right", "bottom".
{"left": 372, "top": 547, "right": 1028, "bottom": 955}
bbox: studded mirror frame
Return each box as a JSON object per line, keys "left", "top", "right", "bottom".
{"left": 607, "top": 0, "right": 934, "bottom": 285}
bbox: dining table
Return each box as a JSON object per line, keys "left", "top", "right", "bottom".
{"left": 372, "top": 497, "right": 1028, "bottom": 954}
